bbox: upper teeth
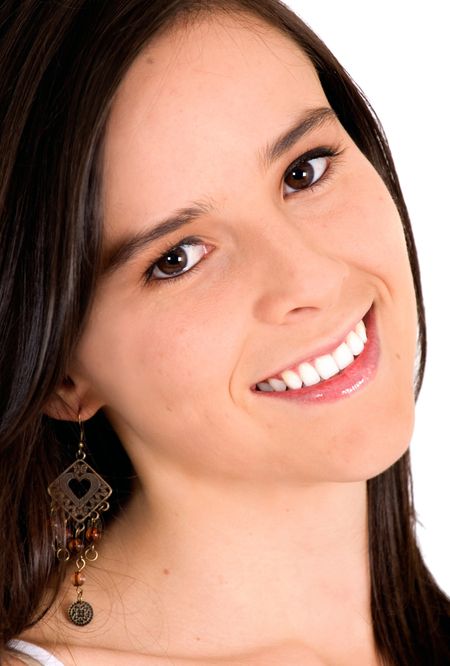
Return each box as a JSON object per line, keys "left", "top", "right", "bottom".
{"left": 256, "top": 319, "right": 367, "bottom": 392}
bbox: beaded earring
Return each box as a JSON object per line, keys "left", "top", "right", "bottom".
{"left": 48, "top": 413, "right": 112, "bottom": 626}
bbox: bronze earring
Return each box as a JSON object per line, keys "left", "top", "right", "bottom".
{"left": 48, "top": 413, "right": 112, "bottom": 626}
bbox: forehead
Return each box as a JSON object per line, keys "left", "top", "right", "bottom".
{"left": 102, "top": 14, "right": 329, "bottom": 240}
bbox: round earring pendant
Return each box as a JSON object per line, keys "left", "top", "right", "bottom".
{"left": 67, "top": 600, "right": 94, "bottom": 626}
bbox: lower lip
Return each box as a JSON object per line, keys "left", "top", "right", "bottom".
{"left": 251, "top": 306, "right": 379, "bottom": 404}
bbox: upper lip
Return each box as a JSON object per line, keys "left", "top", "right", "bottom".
{"left": 253, "top": 304, "right": 372, "bottom": 386}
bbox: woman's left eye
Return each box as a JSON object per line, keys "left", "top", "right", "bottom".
{"left": 283, "top": 147, "right": 341, "bottom": 195}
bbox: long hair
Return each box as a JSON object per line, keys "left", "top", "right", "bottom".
{"left": 0, "top": 1, "right": 448, "bottom": 664}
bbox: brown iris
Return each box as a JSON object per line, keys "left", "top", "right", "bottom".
{"left": 284, "top": 162, "right": 315, "bottom": 190}
{"left": 155, "top": 248, "right": 187, "bottom": 275}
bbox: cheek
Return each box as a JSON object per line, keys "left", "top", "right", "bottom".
{"left": 74, "top": 284, "right": 243, "bottom": 428}
{"left": 329, "top": 182, "right": 409, "bottom": 274}
{"left": 320, "top": 162, "right": 417, "bottom": 318}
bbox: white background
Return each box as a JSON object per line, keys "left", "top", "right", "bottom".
{"left": 285, "top": 1, "right": 450, "bottom": 594}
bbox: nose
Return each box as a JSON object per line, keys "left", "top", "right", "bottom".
{"left": 251, "top": 216, "right": 350, "bottom": 325}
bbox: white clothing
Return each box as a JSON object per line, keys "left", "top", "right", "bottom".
{"left": 6, "top": 640, "right": 64, "bottom": 666}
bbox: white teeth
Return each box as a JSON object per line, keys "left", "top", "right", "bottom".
{"left": 256, "top": 316, "right": 369, "bottom": 392}
{"left": 268, "top": 378, "right": 287, "bottom": 392}
{"left": 298, "top": 362, "right": 321, "bottom": 386}
{"left": 280, "top": 369, "right": 303, "bottom": 389}
{"left": 355, "top": 320, "right": 367, "bottom": 343}
{"left": 256, "top": 381, "right": 273, "bottom": 392}
{"left": 346, "top": 330, "right": 364, "bottom": 356}
{"left": 332, "top": 342, "right": 354, "bottom": 370}
{"left": 314, "top": 354, "right": 340, "bottom": 380}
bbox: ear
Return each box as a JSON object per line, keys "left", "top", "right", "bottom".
{"left": 43, "top": 375, "right": 104, "bottom": 422}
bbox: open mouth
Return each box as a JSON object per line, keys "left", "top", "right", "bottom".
{"left": 253, "top": 308, "right": 371, "bottom": 393}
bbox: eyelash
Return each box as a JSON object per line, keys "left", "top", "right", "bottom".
{"left": 143, "top": 143, "right": 344, "bottom": 287}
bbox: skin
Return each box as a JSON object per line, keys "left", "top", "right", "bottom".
{"left": 25, "top": 12, "right": 418, "bottom": 666}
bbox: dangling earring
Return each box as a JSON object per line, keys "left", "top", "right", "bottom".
{"left": 48, "top": 412, "right": 112, "bottom": 626}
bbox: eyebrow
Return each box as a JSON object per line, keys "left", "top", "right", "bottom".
{"left": 102, "top": 105, "right": 338, "bottom": 275}
{"left": 102, "top": 202, "right": 213, "bottom": 275}
{"left": 259, "top": 106, "right": 337, "bottom": 168}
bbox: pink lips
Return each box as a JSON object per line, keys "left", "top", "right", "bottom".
{"left": 251, "top": 306, "right": 379, "bottom": 404}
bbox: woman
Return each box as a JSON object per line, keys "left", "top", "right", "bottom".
{"left": 1, "top": 1, "right": 449, "bottom": 664}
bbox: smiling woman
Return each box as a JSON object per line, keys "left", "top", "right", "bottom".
{"left": 0, "top": 2, "right": 449, "bottom": 666}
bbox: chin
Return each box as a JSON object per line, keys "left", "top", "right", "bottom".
{"left": 337, "top": 406, "right": 415, "bottom": 483}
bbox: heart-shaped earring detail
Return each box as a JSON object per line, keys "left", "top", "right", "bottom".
{"left": 48, "top": 460, "right": 112, "bottom": 524}
{"left": 68, "top": 477, "right": 92, "bottom": 500}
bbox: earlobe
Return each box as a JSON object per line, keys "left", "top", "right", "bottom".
{"left": 43, "top": 376, "right": 103, "bottom": 422}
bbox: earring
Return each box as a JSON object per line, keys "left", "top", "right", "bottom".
{"left": 48, "top": 412, "right": 112, "bottom": 626}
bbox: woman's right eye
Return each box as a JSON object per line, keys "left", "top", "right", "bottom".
{"left": 144, "top": 238, "right": 209, "bottom": 285}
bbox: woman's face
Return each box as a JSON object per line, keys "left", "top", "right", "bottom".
{"left": 71, "top": 15, "right": 417, "bottom": 484}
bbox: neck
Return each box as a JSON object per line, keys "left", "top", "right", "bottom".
{"left": 71, "top": 465, "right": 375, "bottom": 661}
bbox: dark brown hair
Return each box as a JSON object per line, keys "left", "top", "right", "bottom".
{"left": 0, "top": 1, "right": 448, "bottom": 664}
